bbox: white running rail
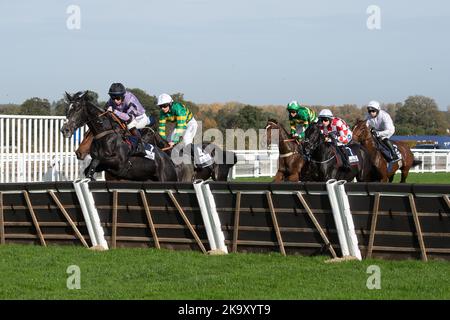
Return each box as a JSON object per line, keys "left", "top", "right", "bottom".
{"left": 1, "top": 115, "right": 449, "bottom": 181}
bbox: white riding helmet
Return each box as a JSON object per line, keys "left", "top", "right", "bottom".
{"left": 319, "top": 109, "right": 333, "bottom": 118}
{"left": 367, "top": 100, "right": 381, "bottom": 111}
{"left": 157, "top": 93, "right": 173, "bottom": 106}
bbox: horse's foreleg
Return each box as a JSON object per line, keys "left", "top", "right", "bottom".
{"left": 273, "top": 170, "right": 285, "bottom": 182}
{"left": 86, "top": 159, "right": 100, "bottom": 180}
{"left": 287, "top": 173, "right": 299, "bottom": 182}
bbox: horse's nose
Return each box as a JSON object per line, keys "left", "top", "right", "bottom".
{"left": 60, "top": 126, "right": 71, "bottom": 138}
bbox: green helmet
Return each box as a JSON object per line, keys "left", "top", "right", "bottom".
{"left": 287, "top": 100, "right": 302, "bottom": 112}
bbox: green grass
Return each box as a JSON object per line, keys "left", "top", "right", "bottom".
{"left": 0, "top": 245, "right": 449, "bottom": 300}
{"left": 234, "top": 172, "right": 450, "bottom": 184}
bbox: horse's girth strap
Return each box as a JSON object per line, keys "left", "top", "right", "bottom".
{"left": 94, "top": 129, "right": 116, "bottom": 140}
{"left": 279, "top": 151, "right": 297, "bottom": 158}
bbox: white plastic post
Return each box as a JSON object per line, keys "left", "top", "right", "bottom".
{"left": 202, "top": 182, "right": 228, "bottom": 254}
{"left": 79, "top": 179, "right": 108, "bottom": 249}
{"left": 193, "top": 179, "right": 217, "bottom": 251}
{"left": 336, "top": 180, "right": 362, "bottom": 260}
{"left": 73, "top": 179, "right": 97, "bottom": 247}
{"left": 326, "top": 179, "right": 350, "bottom": 257}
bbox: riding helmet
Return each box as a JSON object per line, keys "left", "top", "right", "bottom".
{"left": 108, "top": 83, "right": 126, "bottom": 97}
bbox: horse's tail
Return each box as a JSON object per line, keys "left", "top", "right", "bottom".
{"left": 412, "top": 159, "right": 422, "bottom": 167}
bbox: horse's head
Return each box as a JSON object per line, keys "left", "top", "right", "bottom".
{"left": 141, "top": 127, "right": 168, "bottom": 149}
{"left": 352, "top": 119, "right": 370, "bottom": 143}
{"left": 303, "top": 123, "right": 322, "bottom": 155}
{"left": 265, "top": 119, "right": 281, "bottom": 146}
{"left": 60, "top": 91, "right": 91, "bottom": 138}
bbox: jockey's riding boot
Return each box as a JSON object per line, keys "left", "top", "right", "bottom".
{"left": 339, "top": 146, "right": 351, "bottom": 170}
{"left": 129, "top": 128, "right": 147, "bottom": 157}
{"left": 383, "top": 139, "right": 399, "bottom": 161}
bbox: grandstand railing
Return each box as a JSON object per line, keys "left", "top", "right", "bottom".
{"left": 1, "top": 115, "right": 449, "bottom": 182}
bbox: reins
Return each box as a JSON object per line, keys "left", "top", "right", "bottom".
{"left": 308, "top": 154, "right": 336, "bottom": 164}
{"left": 266, "top": 121, "right": 299, "bottom": 159}
{"left": 83, "top": 101, "right": 129, "bottom": 140}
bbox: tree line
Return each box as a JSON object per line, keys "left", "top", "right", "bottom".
{"left": 1, "top": 89, "right": 449, "bottom": 136}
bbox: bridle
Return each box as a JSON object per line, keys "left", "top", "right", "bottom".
{"left": 68, "top": 99, "right": 127, "bottom": 140}
{"left": 145, "top": 127, "right": 173, "bottom": 151}
{"left": 302, "top": 128, "right": 336, "bottom": 164}
{"left": 265, "top": 121, "right": 299, "bottom": 158}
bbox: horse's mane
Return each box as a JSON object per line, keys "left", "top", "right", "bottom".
{"left": 267, "top": 118, "right": 290, "bottom": 137}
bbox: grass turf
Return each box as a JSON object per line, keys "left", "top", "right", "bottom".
{"left": 234, "top": 172, "right": 450, "bottom": 183}
{"left": 0, "top": 245, "right": 448, "bottom": 300}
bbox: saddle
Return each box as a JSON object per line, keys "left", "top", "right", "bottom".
{"left": 126, "top": 135, "right": 156, "bottom": 160}
{"left": 371, "top": 134, "right": 402, "bottom": 162}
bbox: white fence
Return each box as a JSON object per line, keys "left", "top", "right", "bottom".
{"left": 410, "top": 149, "right": 450, "bottom": 173}
{"left": 230, "top": 149, "right": 450, "bottom": 177}
{"left": 0, "top": 115, "right": 88, "bottom": 183}
{"left": 1, "top": 115, "right": 450, "bottom": 182}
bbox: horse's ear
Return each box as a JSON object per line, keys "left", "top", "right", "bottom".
{"left": 80, "top": 90, "right": 89, "bottom": 99}
{"left": 65, "top": 91, "right": 73, "bottom": 101}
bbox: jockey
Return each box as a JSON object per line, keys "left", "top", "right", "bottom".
{"left": 287, "top": 100, "right": 318, "bottom": 141}
{"left": 106, "top": 83, "right": 155, "bottom": 156}
{"left": 318, "top": 109, "right": 352, "bottom": 169}
{"left": 157, "top": 93, "right": 197, "bottom": 147}
{"left": 365, "top": 100, "right": 399, "bottom": 161}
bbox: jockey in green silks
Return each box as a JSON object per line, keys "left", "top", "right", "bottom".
{"left": 287, "top": 100, "right": 318, "bottom": 141}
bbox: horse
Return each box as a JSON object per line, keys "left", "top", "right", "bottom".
{"left": 302, "top": 123, "right": 374, "bottom": 182}
{"left": 352, "top": 119, "right": 422, "bottom": 183}
{"left": 60, "top": 91, "right": 178, "bottom": 182}
{"left": 265, "top": 119, "right": 311, "bottom": 182}
{"left": 140, "top": 127, "right": 237, "bottom": 182}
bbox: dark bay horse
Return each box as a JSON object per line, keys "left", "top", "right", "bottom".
{"left": 352, "top": 119, "right": 422, "bottom": 182}
{"left": 141, "top": 127, "right": 237, "bottom": 182}
{"left": 265, "top": 119, "right": 310, "bottom": 182}
{"left": 303, "top": 123, "right": 374, "bottom": 182}
{"left": 60, "top": 91, "right": 178, "bottom": 182}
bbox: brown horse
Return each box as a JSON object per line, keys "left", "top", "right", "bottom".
{"left": 76, "top": 130, "right": 93, "bottom": 160}
{"left": 352, "top": 119, "right": 422, "bottom": 182}
{"left": 265, "top": 119, "right": 311, "bottom": 182}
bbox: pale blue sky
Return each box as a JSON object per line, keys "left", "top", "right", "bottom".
{"left": 0, "top": 0, "right": 449, "bottom": 109}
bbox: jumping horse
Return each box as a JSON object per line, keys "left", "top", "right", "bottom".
{"left": 60, "top": 91, "right": 178, "bottom": 182}
{"left": 265, "top": 119, "right": 311, "bottom": 182}
{"left": 352, "top": 119, "right": 422, "bottom": 182}
{"left": 141, "top": 127, "right": 237, "bottom": 182}
{"left": 302, "top": 123, "right": 375, "bottom": 182}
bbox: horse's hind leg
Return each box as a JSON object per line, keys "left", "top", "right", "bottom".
{"left": 400, "top": 167, "right": 410, "bottom": 183}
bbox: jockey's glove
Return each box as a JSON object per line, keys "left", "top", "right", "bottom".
{"left": 328, "top": 132, "right": 337, "bottom": 139}
{"left": 370, "top": 127, "right": 379, "bottom": 137}
{"left": 106, "top": 106, "right": 113, "bottom": 112}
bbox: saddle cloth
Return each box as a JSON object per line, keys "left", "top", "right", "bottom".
{"left": 371, "top": 134, "right": 402, "bottom": 162}
{"left": 190, "top": 144, "right": 214, "bottom": 168}
{"left": 344, "top": 146, "right": 359, "bottom": 164}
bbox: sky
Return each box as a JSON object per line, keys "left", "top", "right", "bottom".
{"left": 0, "top": 0, "right": 449, "bottom": 109}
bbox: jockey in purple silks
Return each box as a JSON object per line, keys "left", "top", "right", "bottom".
{"left": 106, "top": 82, "right": 155, "bottom": 156}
